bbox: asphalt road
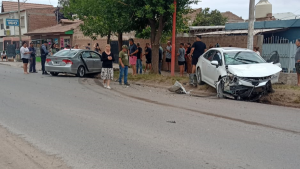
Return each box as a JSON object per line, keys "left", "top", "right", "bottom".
{"left": 1, "top": 64, "right": 300, "bottom": 169}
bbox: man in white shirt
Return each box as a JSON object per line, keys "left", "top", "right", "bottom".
{"left": 1, "top": 51, "right": 7, "bottom": 61}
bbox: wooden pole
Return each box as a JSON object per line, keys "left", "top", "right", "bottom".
{"left": 171, "top": 0, "right": 177, "bottom": 76}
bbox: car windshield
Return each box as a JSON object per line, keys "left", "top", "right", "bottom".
{"left": 53, "top": 50, "right": 78, "bottom": 57}
{"left": 224, "top": 51, "right": 266, "bottom": 65}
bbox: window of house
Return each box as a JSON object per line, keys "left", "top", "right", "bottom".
{"left": 6, "top": 25, "right": 9, "bottom": 29}
{"left": 0, "top": 19, "right": 3, "bottom": 30}
{"left": 20, "top": 16, "right": 25, "bottom": 27}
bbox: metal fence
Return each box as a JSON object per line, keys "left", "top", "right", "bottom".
{"left": 262, "top": 38, "right": 297, "bottom": 73}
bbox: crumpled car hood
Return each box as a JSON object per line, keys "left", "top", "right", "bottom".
{"left": 228, "top": 63, "right": 282, "bottom": 77}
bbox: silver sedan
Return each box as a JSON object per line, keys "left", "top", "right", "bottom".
{"left": 45, "top": 49, "right": 102, "bottom": 77}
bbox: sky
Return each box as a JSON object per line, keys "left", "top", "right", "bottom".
{"left": 3, "top": 0, "right": 300, "bottom": 20}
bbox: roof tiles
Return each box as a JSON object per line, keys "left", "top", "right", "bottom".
{"left": 2, "top": 1, "right": 53, "bottom": 12}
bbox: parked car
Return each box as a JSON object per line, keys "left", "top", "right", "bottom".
{"left": 195, "top": 47, "right": 282, "bottom": 101}
{"left": 45, "top": 49, "right": 102, "bottom": 77}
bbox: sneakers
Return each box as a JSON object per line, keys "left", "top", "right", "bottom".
{"left": 124, "top": 83, "right": 130, "bottom": 86}
{"left": 103, "top": 83, "right": 107, "bottom": 88}
{"left": 106, "top": 86, "right": 111, "bottom": 90}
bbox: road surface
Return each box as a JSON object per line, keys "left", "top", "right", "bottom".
{"left": 0, "top": 64, "right": 300, "bottom": 169}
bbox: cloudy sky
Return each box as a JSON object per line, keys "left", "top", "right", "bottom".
{"left": 4, "top": 0, "right": 300, "bottom": 20}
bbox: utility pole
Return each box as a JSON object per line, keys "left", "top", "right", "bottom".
{"left": 171, "top": 0, "right": 177, "bottom": 76}
{"left": 247, "top": 0, "right": 255, "bottom": 50}
{"left": 18, "top": 0, "right": 22, "bottom": 47}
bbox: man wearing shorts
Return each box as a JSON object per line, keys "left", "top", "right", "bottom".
{"left": 165, "top": 41, "right": 172, "bottom": 72}
{"left": 295, "top": 39, "right": 300, "bottom": 86}
{"left": 177, "top": 43, "right": 185, "bottom": 77}
{"left": 189, "top": 35, "right": 207, "bottom": 84}
{"left": 1, "top": 51, "right": 7, "bottom": 62}
{"left": 129, "top": 38, "right": 138, "bottom": 76}
{"left": 144, "top": 43, "right": 152, "bottom": 73}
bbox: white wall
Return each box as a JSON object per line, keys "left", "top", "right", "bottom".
{"left": 0, "top": 11, "right": 28, "bottom": 37}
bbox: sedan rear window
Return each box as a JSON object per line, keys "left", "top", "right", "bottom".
{"left": 53, "top": 50, "right": 78, "bottom": 57}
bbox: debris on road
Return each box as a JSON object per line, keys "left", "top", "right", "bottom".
{"left": 168, "top": 81, "right": 191, "bottom": 94}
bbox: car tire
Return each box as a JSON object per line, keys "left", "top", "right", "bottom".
{"left": 77, "top": 66, "right": 86, "bottom": 77}
{"left": 50, "top": 72, "right": 59, "bottom": 76}
{"left": 196, "top": 67, "right": 205, "bottom": 85}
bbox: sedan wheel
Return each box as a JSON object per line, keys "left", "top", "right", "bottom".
{"left": 77, "top": 66, "right": 85, "bottom": 77}
{"left": 196, "top": 67, "right": 204, "bottom": 85}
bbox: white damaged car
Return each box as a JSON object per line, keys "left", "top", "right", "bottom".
{"left": 196, "top": 47, "right": 282, "bottom": 101}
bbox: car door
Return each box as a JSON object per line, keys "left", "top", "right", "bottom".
{"left": 90, "top": 51, "right": 102, "bottom": 72}
{"left": 202, "top": 50, "right": 216, "bottom": 82}
{"left": 81, "top": 51, "right": 94, "bottom": 72}
{"left": 206, "top": 51, "right": 223, "bottom": 86}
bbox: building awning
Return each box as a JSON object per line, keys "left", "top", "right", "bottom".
{"left": 24, "top": 21, "right": 82, "bottom": 36}
{"left": 196, "top": 28, "right": 284, "bottom": 36}
{"left": 189, "top": 26, "right": 225, "bottom": 31}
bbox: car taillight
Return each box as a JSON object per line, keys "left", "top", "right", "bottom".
{"left": 46, "top": 59, "right": 51, "bottom": 63}
{"left": 62, "top": 59, "right": 73, "bottom": 65}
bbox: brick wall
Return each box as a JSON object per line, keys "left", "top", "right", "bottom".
{"left": 160, "top": 35, "right": 262, "bottom": 72}
{"left": 27, "top": 8, "right": 57, "bottom": 32}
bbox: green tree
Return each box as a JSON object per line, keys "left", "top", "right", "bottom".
{"left": 192, "top": 8, "right": 227, "bottom": 26}
{"left": 125, "top": 0, "right": 198, "bottom": 73}
{"left": 60, "top": 0, "right": 133, "bottom": 50}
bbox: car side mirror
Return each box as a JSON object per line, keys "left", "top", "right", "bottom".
{"left": 211, "top": 60, "right": 219, "bottom": 68}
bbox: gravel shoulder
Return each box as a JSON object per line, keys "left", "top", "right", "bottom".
{"left": 0, "top": 125, "right": 71, "bottom": 169}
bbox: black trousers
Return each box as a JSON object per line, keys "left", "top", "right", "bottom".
{"left": 41, "top": 55, "right": 46, "bottom": 72}
{"left": 29, "top": 56, "right": 36, "bottom": 72}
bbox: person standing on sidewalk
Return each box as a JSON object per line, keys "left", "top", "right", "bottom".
{"left": 177, "top": 43, "right": 185, "bottom": 77}
{"left": 159, "top": 45, "right": 163, "bottom": 74}
{"left": 28, "top": 42, "right": 37, "bottom": 73}
{"left": 20, "top": 42, "right": 32, "bottom": 74}
{"left": 185, "top": 43, "right": 192, "bottom": 74}
{"left": 119, "top": 45, "right": 130, "bottom": 86}
{"left": 144, "top": 43, "right": 152, "bottom": 73}
{"left": 40, "top": 41, "right": 49, "bottom": 75}
{"left": 189, "top": 35, "right": 207, "bottom": 84}
{"left": 295, "top": 38, "right": 300, "bottom": 86}
{"left": 136, "top": 43, "right": 143, "bottom": 74}
{"left": 129, "top": 38, "right": 138, "bottom": 76}
{"left": 165, "top": 41, "right": 172, "bottom": 72}
{"left": 101, "top": 44, "right": 115, "bottom": 89}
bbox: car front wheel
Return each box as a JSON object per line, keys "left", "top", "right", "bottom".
{"left": 196, "top": 67, "right": 204, "bottom": 85}
{"left": 77, "top": 66, "right": 86, "bottom": 77}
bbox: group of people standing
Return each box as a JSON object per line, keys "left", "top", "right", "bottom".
{"left": 100, "top": 35, "right": 207, "bottom": 88}
{"left": 20, "top": 41, "right": 61, "bottom": 75}
{"left": 166, "top": 35, "right": 207, "bottom": 82}
{"left": 100, "top": 38, "right": 156, "bottom": 89}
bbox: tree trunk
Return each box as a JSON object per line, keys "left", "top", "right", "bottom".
{"left": 150, "top": 16, "right": 165, "bottom": 74}
{"left": 107, "top": 31, "right": 111, "bottom": 44}
{"left": 117, "top": 33, "right": 123, "bottom": 51}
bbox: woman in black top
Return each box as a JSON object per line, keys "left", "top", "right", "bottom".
{"left": 94, "top": 43, "right": 101, "bottom": 53}
{"left": 101, "top": 44, "right": 115, "bottom": 89}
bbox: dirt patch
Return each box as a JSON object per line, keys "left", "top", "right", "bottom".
{"left": 260, "top": 84, "right": 300, "bottom": 108}
{"left": 114, "top": 71, "right": 300, "bottom": 108}
{"left": 0, "top": 125, "right": 71, "bottom": 169}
